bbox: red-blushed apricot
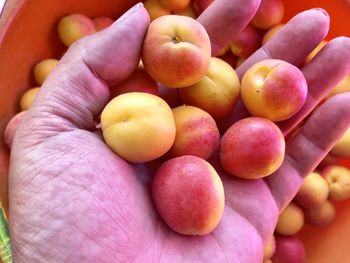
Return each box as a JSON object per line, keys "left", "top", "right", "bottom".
{"left": 109, "top": 67, "right": 158, "bottom": 99}
{"left": 152, "top": 155, "right": 224, "bottom": 235}
{"left": 295, "top": 171, "right": 329, "bottom": 209}
{"left": 241, "top": 59, "right": 307, "bottom": 122}
{"left": 93, "top": 16, "right": 114, "bottom": 31}
{"left": 220, "top": 117, "right": 285, "bottom": 179}
{"left": 304, "top": 200, "right": 336, "bottom": 227}
{"left": 3, "top": 111, "right": 26, "bottom": 148}
{"left": 262, "top": 23, "right": 284, "bottom": 45}
{"left": 173, "top": 5, "right": 196, "bottom": 18}
{"left": 305, "top": 40, "right": 328, "bottom": 64}
{"left": 158, "top": 0, "right": 190, "bottom": 11}
{"left": 142, "top": 15, "right": 211, "bottom": 88}
{"left": 272, "top": 235, "right": 306, "bottom": 263}
{"left": 275, "top": 202, "right": 304, "bottom": 236}
{"left": 58, "top": 14, "right": 96, "bottom": 47}
{"left": 252, "top": 0, "right": 284, "bottom": 30}
{"left": 144, "top": 0, "right": 171, "bottom": 21}
{"left": 19, "top": 87, "right": 40, "bottom": 111}
{"left": 325, "top": 74, "right": 350, "bottom": 100}
{"left": 33, "top": 59, "right": 59, "bottom": 85}
{"left": 322, "top": 165, "right": 350, "bottom": 201}
{"left": 263, "top": 235, "right": 276, "bottom": 260}
{"left": 192, "top": 0, "right": 214, "bottom": 16}
{"left": 101, "top": 92, "right": 176, "bottom": 163}
{"left": 331, "top": 128, "right": 350, "bottom": 158}
{"left": 179, "top": 57, "right": 240, "bottom": 120}
{"left": 230, "top": 25, "right": 262, "bottom": 58}
{"left": 167, "top": 105, "right": 220, "bottom": 160}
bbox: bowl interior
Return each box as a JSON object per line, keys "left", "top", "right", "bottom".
{"left": 0, "top": 1, "right": 350, "bottom": 262}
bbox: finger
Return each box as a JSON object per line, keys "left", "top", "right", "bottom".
{"left": 265, "top": 93, "right": 350, "bottom": 210}
{"left": 237, "top": 8, "right": 329, "bottom": 77}
{"left": 19, "top": 4, "right": 150, "bottom": 139}
{"left": 278, "top": 37, "right": 350, "bottom": 135}
{"left": 218, "top": 9, "right": 330, "bottom": 132}
{"left": 197, "top": 0, "right": 261, "bottom": 56}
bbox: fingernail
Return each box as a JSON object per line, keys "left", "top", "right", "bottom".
{"left": 313, "top": 8, "right": 329, "bottom": 17}
{"left": 120, "top": 3, "right": 143, "bottom": 20}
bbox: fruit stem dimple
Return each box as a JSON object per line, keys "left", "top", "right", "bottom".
{"left": 171, "top": 36, "right": 181, "bottom": 44}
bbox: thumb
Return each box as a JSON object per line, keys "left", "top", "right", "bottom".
{"left": 21, "top": 3, "right": 150, "bottom": 139}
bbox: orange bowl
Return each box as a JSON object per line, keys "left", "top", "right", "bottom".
{"left": 0, "top": 1, "right": 350, "bottom": 262}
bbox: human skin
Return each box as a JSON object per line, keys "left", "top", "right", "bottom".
{"left": 8, "top": 3, "right": 350, "bottom": 263}
{"left": 3, "top": 111, "right": 26, "bottom": 148}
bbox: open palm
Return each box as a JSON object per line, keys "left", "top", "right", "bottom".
{"left": 9, "top": 1, "right": 350, "bottom": 262}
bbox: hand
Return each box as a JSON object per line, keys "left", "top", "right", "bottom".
{"left": 9, "top": 1, "right": 350, "bottom": 262}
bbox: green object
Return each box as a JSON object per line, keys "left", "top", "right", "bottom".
{"left": 0, "top": 205, "right": 12, "bottom": 263}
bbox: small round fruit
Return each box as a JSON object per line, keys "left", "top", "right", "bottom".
{"left": 19, "top": 87, "right": 40, "bottom": 111}
{"left": 331, "top": 128, "right": 350, "bottom": 158}
{"left": 58, "top": 14, "right": 96, "bottom": 47}
{"left": 33, "top": 59, "right": 59, "bottom": 85}
{"left": 272, "top": 235, "right": 306, "bottom": 263}
{"left": 241, "top": 59, "right": 307, "bottom": 122}
{"left": 101, "top": 92, "right": 176, "bottom": 163}
{"left": 220, "top": 117, "right": 285, "bottom": 179}
{"left": 304, "top": 200, "right": 336, "bottom": 227}
{"left": 93, "top": 16, "right": 114, "bottom": 31}
{"left": 152, "top": 155, "right": 225, "bottom": 235}
{"left": 168, "top": 105, "right": 220, "bottom": 160}
{"left": 322, "top": 165, "right": 350, "bottom": 201}
{"left": 275, "top": 202, "right": 304, "bottom": 236}
{"left": 295, "top": 171, "right": 329, "bottom": 209}
{"left": 142, "top": 15, "right": 211, "bottom": 88}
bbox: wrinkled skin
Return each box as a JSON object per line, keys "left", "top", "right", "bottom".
{"left": 9, "top": 1, "right": 350, "bottom": 262}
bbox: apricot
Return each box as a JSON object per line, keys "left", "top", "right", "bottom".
{"left": 167, "top": 105, "right": 220, "bottom": 160}
{"left": 179, "top": 57, "right": 240, "bottom": 120}
{"left": 152, "top": 155, "right": 224, "bottom": 235}
{"left": 109, "top": 67, "right": 158, "bottom": 99}
{"left": 331, "top": 128, "right": 350, "bottom": 158}
{"left": 58, "top": 14, "right": 96, "bottom": 47}
{"left": 220, "top": 117, "right": 285, "bottom": 179}
{"left": 142, "top": 15, "right": 211, "bottom": 88}
{"left": 158, "top": 0, "right": 190, "bottom": 11}
{"left": 93, "top": 16, "right": 114, "bottom": 31}
{"left": 144, "top": 0, "right": 171, "bottom": 21}
{"left": 304, "top": 200, "right": 336, "bottom": 227}
{"left": 101, "top": 92, "right": 176, "bottom": 163}
{"left": 230, "top": 25, "right": 262, "bottom": 58}
{"left": 272, "top": 235, "right": 306, "bottom": 263}
{"left": 19, "top": 87, "right": 40, "bottom": 111}
{"left": 252, "top": 0, "right": 284, "bottom": 30}
{"left": 3, "top": 111, "right": 26, "bottom": 148}
{"left": 305, "top": 40, "right": 327, "bottom": 64}
{"left": 33, "top": 59, "right": 59, "bottom": 85}
{"left": 322, "top": 165, "right": 350, "bottom": 201}
{"left": 241, "top": 59, "right": 307, "bottom": 122}
{"left": 295, "top": 171, "right": 329, "bottom": 209}
{"left": 275, "top": 202, "right": 304, "bottom": 236}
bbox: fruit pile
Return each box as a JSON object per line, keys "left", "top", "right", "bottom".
{"left": 3, "top": 1, "right": 350, "bottom": 262}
